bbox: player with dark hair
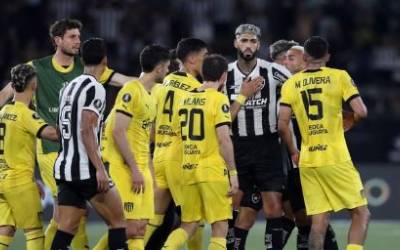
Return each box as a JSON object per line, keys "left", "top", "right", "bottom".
{"left": 0, "top": 18, "right": 135, "bottom": 249}
{"left": 163, "top": 53, "right": 239, "bottom": 250}
{"left": 279, "top": 36, "right": 370, "bottom": 250}
{"left": 0, "top": 64, "right": 58, "bottom": 250}
{"left": 269, "top": 40, "right": 299, "bottom": 65}
{"left": 51, "top": 38, "right": 127, "bottom": 250}
{"left": 146, "top": 38, "right": 208, "bottom": 250}
{"left": 225, "top": 24, "right": 290, "bottom": 250}
{"left": 98, "top": 44, "right": 170, "bottom": 250}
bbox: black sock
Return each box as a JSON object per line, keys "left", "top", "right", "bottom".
{"left": 324, "top": 224, "right": 338, "bottom": 250}
{"left": 265, "top": 218, "right": 283, "bottom": 250}
{"left": 297, "top": 225, "right": 311, "bottom": 250}
{"left": 109, "top": 228, "right": 128, "bottom": 250}
{"left": 233, "top": 227, "right": 249, "bottom": 250}
{"left": 51, "top": 230, "right": 74, "bottom": 250}
{"left": 226, "top": 210, "right": 239, "bottom": 250}
{"left": 281, "top": 216, "right": 295, "bottom": 246}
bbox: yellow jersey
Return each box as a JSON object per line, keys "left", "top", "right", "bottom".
{"left": 0, "top": 101, "right": 48, "bottom": 190}
{"left": 103, "top": 80, "right": 156, "bottom": 169}
{"left": 280, "top": 67, "right": 360, "bottom": 167}
{"left": 179, "top": 88, "right": 232, "bottom": 184}
{"left": 153, "top": 72, "right": 202, "bottom": 163}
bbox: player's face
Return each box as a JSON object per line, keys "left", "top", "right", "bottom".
{"left": 234, "top": 33, "right": 260, "bottom": 61}
{"left": 194, "top": 48, "right": 208, "bottom": 76}
{"left": 284, "top": 49, "right": 306, "bottom": 74}
{"left": 56, "top": 28, "right": 81, "bottom": 57}
{"left": 155, "top": 60, "right": 171, "bottom": 82}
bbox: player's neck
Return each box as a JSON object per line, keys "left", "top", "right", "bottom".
{"left": 139, "top": 73, "right": 157, "bottom": 92}
{"left": 181, "top": 64, "right": 197, "bottom": 78}
{"left": 84, "top": 66, "right": 102, "bottom": 82}
{"left": 14, "top": 91, "right": 32, "bottom": 106}
{"left": 237, "top": 57, "right": 257, "bottom": 75}
{"left": 199, "top": 81, "right": 219, "bottom": 91}
{"left": 306, "top": 61, "right": 326, "bottom": 70}
{"left": 53, "top": 49, "right": 74, "bottom": 66}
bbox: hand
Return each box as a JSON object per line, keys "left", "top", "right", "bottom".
{"left": 240, "top": 76, "right": 264, "bottom": 97}
{"left": 228, "top": 175, "right": 239, "bottom": 197}
{"left": 96, "top": 167, "right": 110, "bottom": 193}
{"left": 343, "top": 110, "right": 355, "bottom": 132}
{"left": 36, "top": 180, "right": 45, "bottom": 200}
{"left": 291, "top": 150, "right": 300, "bottom": 166}
{"left": 131, "top": 168, "right": 145, "bottom": 194}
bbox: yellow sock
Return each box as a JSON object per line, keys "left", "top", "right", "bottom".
{"left": 0, "top": 235, "right": 13, "bottom": 250}
{"left": 187, "top": 224, "right": 204, "bottom": 250}
{"left": 144, "top": 214, "right": 165, "bottom": 245}
{"left": 208, "top": 237, "right": 226, "bottom": 250}
{"left": 347, "top": 244, "right": 363, "bottom": 250}
{"left": 163, "top": 228, "right": 189, "bottom": 250}
{"left": 71, "top": 216, "right": 89, "bottom": 250}
{"left": 44, "top": 219, "right": 58, "bottom": 250}
{"left": 25, "top": 229, "right": 44, "bottom": 250}
{"left": 128, "top": 238, "right": 144, "bottom": 250}
{"left": 93, "top": 232, "right": 108, "bottom": 250}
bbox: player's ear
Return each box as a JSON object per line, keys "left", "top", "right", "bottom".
{"left": 54, "top": 36, "right": 62, "bottom": 47}
{"left": 234, "top": 39, "right": 238, "bottom": 49}
{"left": 219, "top": 72, "right": 228, "bottom": 86}
{"left": 324, "top": 53, "right": 331, "bottom": 63}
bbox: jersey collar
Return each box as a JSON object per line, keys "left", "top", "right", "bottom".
{"left": 52, "top": 56, "right": 74, "bottom": 73}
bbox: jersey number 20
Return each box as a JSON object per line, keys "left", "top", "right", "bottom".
{"left": 179, "top": 108, "right": 205, "bottom": 141}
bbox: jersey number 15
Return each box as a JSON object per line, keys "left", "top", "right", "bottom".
{"left": 301, "top": 88, "right": 323, "bottom": 120}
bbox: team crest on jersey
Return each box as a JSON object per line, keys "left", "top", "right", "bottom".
{"left": 32, "top": 113, "right": 41, "bottom": 120}
{"left": 222, "top": 104, "right": 230, "bottom": 113}
{"left": 122, "top": 93, "right": 131, "bottom": 103}
{"left": 93, "top": 99, "right": 102, "bottom": 110}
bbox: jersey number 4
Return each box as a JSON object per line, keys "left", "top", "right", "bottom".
{"left": 301, "top": 88, "right": 323, "bottom": 120}
{"left": 163, "top": 90, "right": 175, "bottom": 122}
{"left": 0, "top": 123, "right": 6, "bottom": 154}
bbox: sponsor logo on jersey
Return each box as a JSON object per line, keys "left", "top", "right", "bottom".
{"left": 308, "top": 144, "right": 328, "bottom": 152}
{"left": 182, "top": 163, "right": 198, "bottom": 170}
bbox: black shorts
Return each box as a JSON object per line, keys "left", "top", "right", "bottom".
{"left": 285, "top": 167, "right": 306, "bottom": 213}
{"left": 234, "top": 133, "right": 285, "bottom": 193}
{"left": 56, "top": 178, "right": 100, "bottom": 209}
{"left": 240, "top": 185, "right": 262, "bottom": 211}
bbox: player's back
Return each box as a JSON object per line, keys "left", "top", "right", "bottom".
{"left": 179, "top": 88, "right": 231, "bottom": 185}
{"left": 153, "top": 71, "right": 202, "bottom": 163}
{"left": 0, "top": 102, "right": 47, "bottom": 189}
{"left": 281, "top": 67, "right": 360, "bottom": 167}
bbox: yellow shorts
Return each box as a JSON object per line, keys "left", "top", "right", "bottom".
{"left": 154, "top": 160, "right": 183, "bottom": 206}
{"left": 37, "top": 141, "right": 58, "bottom": 197}
{"left": 110, "top": 164, "right": 154, "bottom": 220}
{"left": 181, "top": 181, "right": 232, "bottom": 224}
{"left": 0, "top": 181, "right": 43, "bottom": 229}
{"left": 300, "top": 161, "right": 368, "bottom": 215}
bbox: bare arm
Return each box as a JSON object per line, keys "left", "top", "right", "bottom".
{"left": 0, "top": 83, "right": 13, "bottom": 107}
{"left": 81, "top": 110, "right": 109, "bottom": 192}
{"left": 109, "top": 72, "right": 137, "bottom": 87}
{"left": 217, "top": 124, "right": 239, "bottom": 195}
{"left": 278, "top": 105, "right": 299, "bottom": 165}
{"left": 230, "top": 77, "right": 264, "bottom": 121}
{"left": 349, "top": 96, "right": 368, "bottom": 121}
{"left": 39, "top": 125, "right": 59, "bottom": 142}
{"left": 112, "top": 112, "right": 144, "bottom": 193}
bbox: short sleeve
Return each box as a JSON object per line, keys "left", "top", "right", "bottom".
{"left": 341, "top": 71, "right": 360, "bottom": 102}
{"left": 114, "top": 83, "right": 137, "bottom": 118}
{"left": 99, "top": 66, "right": 115, "bottom": 85}
{"left": 280, "top": 80, "right": 294, "bottom": 107}
{"left": 215, "top": 94, "right": 232, "bottom": 128}
{"left": 82, "top": 84, "right": 106, "bottom": 117}
{"left": 23, "top": 109, "right": 48, "bottom": 138}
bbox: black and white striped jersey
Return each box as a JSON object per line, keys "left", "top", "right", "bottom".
{"left": 54, "top": 74, "right": 106, "bottom": 181}
{"left": 225, "top": 58, "right": 291, "bottom": 137}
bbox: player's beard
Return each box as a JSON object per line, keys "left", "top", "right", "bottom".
{"left": 61, "top": 47, "right": 79, "bottom": 57}
{"left": 238, "top": 49, "right": 258, "bottom": 62}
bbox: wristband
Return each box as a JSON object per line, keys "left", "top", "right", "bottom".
{"left": 228, "top": 169, "right": 238, "bottom": 176}
{"left": 236, "top": 94, "right": 247, "bottom": 105}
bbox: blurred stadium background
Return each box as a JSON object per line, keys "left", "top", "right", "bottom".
{"left": 2, "top": 0, "right": 400, "bottom": 249}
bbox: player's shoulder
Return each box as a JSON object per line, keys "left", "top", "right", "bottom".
{"left": 228, "top": 61, "right": 237, "bottom": 72}
{"left": 322, "top": 66, "right": 349, "bottom": 76}
{"left": 31, "top": 55, "right": 52, "bottom": 68}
